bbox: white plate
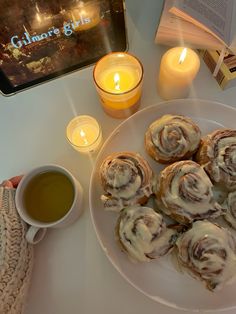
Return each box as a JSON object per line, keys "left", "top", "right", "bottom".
{"left": 89, "top": 99, "right": 236, "bottom": 312}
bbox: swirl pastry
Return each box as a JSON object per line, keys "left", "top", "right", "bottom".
{"left": 196, "top": 129, "right": 236, "bottom": 190}
{"left": 100, "top": 152, "right": 153, "bottom": 212}
{"left": 116, "top": 206, "right": 179, "bottom": 262}
{"left": 223, "top": 191, "right": 236, "bottom": 229}
{"left": 155, "top": 160, "right": 224, "bottom": 224}
{"left": 145, "top": 114, "right": 201, "bottom": 164}
{"left": 176, "top": 220, "right": 236, "bottom": 291}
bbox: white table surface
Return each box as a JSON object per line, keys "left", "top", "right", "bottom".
{"left": 1, "top": 1, "right": 236, "bottom": 313}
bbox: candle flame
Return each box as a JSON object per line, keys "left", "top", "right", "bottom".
{"left": 80, "top": 128, "right": 88, "bottom": 145}
{"left": 114, "top": 73, "right": 120, "bottom": 91}
{"left": 36, "top": 12, "right": 42, "bottom": 22}
{"left": 179, "top": 48, "right": 187, "bottom": 64}
{"left": 80, "top": 129, "right": 85, "bottom": 137}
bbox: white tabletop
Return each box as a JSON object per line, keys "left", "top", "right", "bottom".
{"left": 1, "top": 1, "right": 236, "bottom": 313}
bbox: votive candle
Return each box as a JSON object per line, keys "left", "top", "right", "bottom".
{"left": 66, "top": 115, "right": 102, "bottom": 153}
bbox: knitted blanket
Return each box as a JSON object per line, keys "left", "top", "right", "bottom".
{"left": 0, "top": 187, "right": 33, "bottom": 314}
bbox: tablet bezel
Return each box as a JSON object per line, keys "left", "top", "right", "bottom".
{"left": 0, "top": 0, "right": 128, "bottom": 96}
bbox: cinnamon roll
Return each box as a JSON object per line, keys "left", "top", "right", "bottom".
{"left": 116, "top": 206, "right": 180, "bottom": 262}
{"left": 176, "top": 220, "right": 236, "bottom": 291}
{"left": 100, "top": 152, "right": 153, "bottom": 212}
{"left": 155, "top": 160, "right": 224, "bottom": 224}
{"left": 196, "top": 129, "right": 236, "bottom": 190}
{"left": 145, "top": 114, "right": 201, "bottom": 164}
{"left": 223, "top": 191, "right": 236, "bottom": 229}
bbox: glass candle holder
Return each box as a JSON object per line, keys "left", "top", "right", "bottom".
{"left": 93, "top": 52, "right": 144, "bottom": 119}
{"left": 66, "top": 115, "right": 102, "bottom": 153}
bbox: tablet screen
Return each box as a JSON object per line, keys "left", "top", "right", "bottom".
{"left": 0, "top": 0, "right": 127, "bottom": 95}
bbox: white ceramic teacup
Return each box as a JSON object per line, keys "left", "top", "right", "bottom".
{"left": 15, "top": 164, "right": 83, "bottom": 244}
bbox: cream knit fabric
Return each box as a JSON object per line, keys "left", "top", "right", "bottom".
{"left": 0, "top": 187, "right": 33, "bottom": 314}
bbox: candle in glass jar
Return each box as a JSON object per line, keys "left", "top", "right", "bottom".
{"left": 66, "top": 115, "right": 102, "bottom": 153}
{"left": 158, "top": 47, "right": 200, "bottom": 100}
{"left": 93, "top": 52, "right": 144, "bottom": 119}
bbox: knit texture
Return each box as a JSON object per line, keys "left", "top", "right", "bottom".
{"left": 0, "top": 187, "right": 33, "bottom": 314}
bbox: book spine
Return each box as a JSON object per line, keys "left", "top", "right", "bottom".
{"left": 201, "top": 50, "right": 226, "bottom": 89}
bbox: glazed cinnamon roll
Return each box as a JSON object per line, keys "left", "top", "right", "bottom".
{"left": 155, "top": 160, "right": 224, "bottom": 224}
{"left": 145, "top": 114, "right": 201, "bottom": 164}
{"left": 223, "top": 191, "right": 236, "bottom": 229}
{"left": 100, "top": 152, "right": 154, "bottom": 212}
{"left": 196, "top": 129, "right": 236, "bottom": 190}
{"left": 176, "top": 220, "right": 236, "bottom": 291}
{"left": 116, "top": 206, "right": 179, "bottom": 262}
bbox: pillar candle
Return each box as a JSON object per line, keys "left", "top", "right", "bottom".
{"left": 158, "top": 47, "right": 200, "bottom": 100}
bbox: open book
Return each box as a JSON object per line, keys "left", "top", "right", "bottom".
{"left": 155, "top": 0, "right": 236, "bottom": 54}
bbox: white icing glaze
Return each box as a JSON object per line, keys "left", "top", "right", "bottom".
{"left": 101, "top": 195, "right": 125, "bottom": 212}
{"left": 213, "top": 137, "right": 236, "bottom": 182}
{"left": 176, "top": 220, "right": 236, "bottom": 291}
{"left": 100, "top": 153, "right": 153, "bottom": 212}
{"left": 204, "top": 132, "right": 236, "bottom": 190}
{"left": 107, "top": 176, "right": 141, "bottom": 199}
{"left": 108, "top": 164, "right": 132, "bottom": 187}
{"left": 165, "top": 164, "right": 213, "bottom": 215}
{"left": 159, "top": 161, "right": 222, "bottom": 222}
{"left": 149, "top": 115, "right": 200, "bottom": 159}
{"left": 224, "top": 191, "right": 236, "bottom": 230}
{"left": 118, "top": 206, "right": 178, "bottom": 262}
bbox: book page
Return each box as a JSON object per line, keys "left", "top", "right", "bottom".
{"left": 229, "top": 4, "right": 236, "bottom": 53}
{"left": 170, "top": 0, "right": 233, "bottom": 45}
{"left": 155, "top": 0, "right": 225, "bottom": 50}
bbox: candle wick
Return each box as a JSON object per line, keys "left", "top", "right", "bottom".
{"left": 115, "top": 82, "right": 120, "bottom": 91}
{"left": 114, "top": 73, "right": 120, "bottom": 91}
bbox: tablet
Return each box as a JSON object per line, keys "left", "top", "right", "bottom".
{"left": 0, "top": 0, "right": 127, "bottom": 95}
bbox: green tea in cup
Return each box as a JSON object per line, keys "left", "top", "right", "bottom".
{"left": 23, "top": 171, "right": 75, "bottom": 223}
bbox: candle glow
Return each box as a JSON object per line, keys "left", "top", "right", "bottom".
{"left": 36, "top": 12, "right": 41, "bottom": 22}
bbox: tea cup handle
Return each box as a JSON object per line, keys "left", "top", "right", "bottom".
{"left": 26, "top": 226, "right": 47, "bottom": 244}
